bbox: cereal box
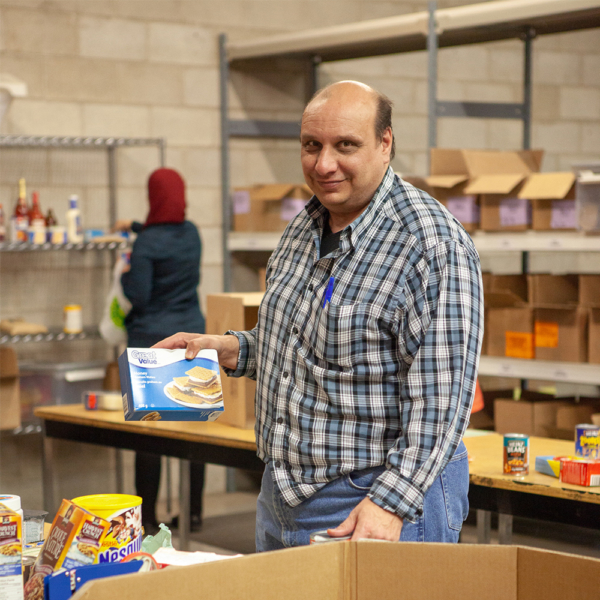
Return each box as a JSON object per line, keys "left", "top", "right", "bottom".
{"left": 559, "top": 457, "right": 600, "bottom": 487}
{"left": 23, "top": 499, "right": 110, "bottom": 600}
{"left": 118, "top": 348, "right": 224, "bottom": 422}
{"left": 0, "top": 503, "right": 23, "bottom": 600}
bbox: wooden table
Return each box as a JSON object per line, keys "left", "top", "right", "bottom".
{"left": 35, "top": 405, "right": 263, "bottom": 550}
{"left": 35, "top": 407, "right": 600, "bottom": 548}
{"left": 464, "top": 432, "right": 600, "bottom": 543}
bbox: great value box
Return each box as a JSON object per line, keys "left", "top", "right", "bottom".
{"left": 58, "top": 541, "right": 600, "bottom": 600}
{"left": 206, "top": 293, "right": 263, "bottom": 429}
{"left": 232, "top": 184, "right": 312, "bottom": 233}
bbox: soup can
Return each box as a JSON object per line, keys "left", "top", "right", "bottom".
{"left": 575, "top": 424, "right": 600, "bottom": 458}
{"left": 310, "top": 530, "right": 352, "bottom": 544}
{"left": 72, "top": 494, "right": 142, "bottom": 563}
{"left": 503, "top": 433, "right": 529, "bottom": 476}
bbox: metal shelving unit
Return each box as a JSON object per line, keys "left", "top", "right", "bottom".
{"left": 0, "top": 328, "right": 102, "bottom": 346}
{"left": 0, "top": 240, "right": 131, "bottom": 252}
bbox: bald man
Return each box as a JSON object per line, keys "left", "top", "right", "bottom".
{"left": 156, "top": 81, "right": 483, "bottom": 549}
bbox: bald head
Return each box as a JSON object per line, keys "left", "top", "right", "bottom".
{"left": 305, "top": 81, "right": 395, "bottom": 160}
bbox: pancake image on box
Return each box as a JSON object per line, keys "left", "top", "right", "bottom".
{"left": 119, "top": 348, "right": 224, "bottom": 421}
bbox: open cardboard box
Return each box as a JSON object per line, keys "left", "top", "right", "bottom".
{"left": 206, "top": 292, "right": 263, "bottom": 429}
{"left": 518, "top": 172, "right": 577, "bottom": 231}
{"left": 71, "top": 541, "right": 600, "bottom": 600}
{"left": 232, "top": 183, "right": 312, "bottom": 232}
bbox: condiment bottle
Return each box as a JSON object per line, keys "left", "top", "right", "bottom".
{"left": 11, "top": 177, "right": 29, "bottom": 242}
{"left": 46, "top": 208, "right": 58, "bottom": 243}
{"left": 66, "top": 195, "right": 83, "bottom": 243}
{"left": 28, "top": 191, "right": 47, "bottom": 244}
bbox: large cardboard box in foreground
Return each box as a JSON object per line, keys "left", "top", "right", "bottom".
{"left": 206, "top": 293, "right": 264, "bottom": 429}
{"left": 0, "top": 347, "right": 20, "bottom": 430}
{"left": 70, "top": 541, "right": 600, "bottom": 600}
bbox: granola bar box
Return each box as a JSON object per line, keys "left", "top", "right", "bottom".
{"left": 24, "top": 499, "right": 110, "bottom": 600}
{"left": 118, "top": 348, "right": 224, "bottom": 422}
{"left": 0, "top": 503, "right": 23, "bottom": 600}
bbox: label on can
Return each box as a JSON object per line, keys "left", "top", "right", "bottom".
{"left": 575, "top": 424, "right": 600, "bottom": 459}
{"left": 503, "top": 434, "right": 529, "bottom": 476}
{"left": 309, "top": 530, "right": 352, "bottom": 544}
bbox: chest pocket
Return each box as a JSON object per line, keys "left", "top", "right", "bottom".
{"left": 312, "top": 300, "right": 397, "bottom": 370}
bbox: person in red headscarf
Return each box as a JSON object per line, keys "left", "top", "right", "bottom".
{"left": 114, "top": 168, "right": 206, "bottom": 535}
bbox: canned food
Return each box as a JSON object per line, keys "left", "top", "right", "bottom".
{"left": 309, "top": 530, "right": 352, "bottom": 544}
{"left": 503, "top": 433, "right": 529, "bottom": 476}
{"left": 64, "top": 304, "right": 83, "bottom": 334}
{"left": 575, "top": 424, "right": 600, "bottom": 458}
{"left": 71, "top": 494, "right": 142, "bottom": 563}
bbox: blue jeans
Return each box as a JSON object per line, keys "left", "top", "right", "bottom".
{"left": 255, "top": 441, "right": 469, "bottom": 551}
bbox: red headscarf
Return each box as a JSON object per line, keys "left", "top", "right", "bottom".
{"left": 145, "top": 168, "right": 186, "bottom": 226}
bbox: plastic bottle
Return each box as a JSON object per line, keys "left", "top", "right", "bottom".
{"left": 11, "top": 177, "right": 29, "bottom": 242}
{"left": 0, "top": 494, "right": 24, "bottom": 523}
{"left": 66, "top": 194, "right": 83, "bottom": 243}
{"left": 28, "top": 191, "right": 47, "bottom": 244}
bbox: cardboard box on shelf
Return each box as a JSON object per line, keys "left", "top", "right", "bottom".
{"left": 576, "top": 171, "right": 600, "bottom": 232}
{"left": 0, "top": 347, "right": 20, "bottom": 430}
{"left": 528, "top": 274, "right": 579, "bottom": 307}
{"left": 206, "top": 293, "right": 264, "bottom": 429}
{"left": 494, "top": 391, "right": 571, "bottom": 438}
{"left": 579, "top": 275, "right": 600, "bottom": 307}
{"left": 232, "top": 184, "right": 312, "bottom": 233}
{"left": 518, "top": 172, "right": 577, "bottom": 231}
{"left": 533, "top": 307, "right": 587, "bottom": 363}
{"left": 556, "top": 400, "right": 600, "bottom": 431}
{"left": 52, "top": 540, "right": 600, "bottom": 600}
{"left": 590, "top": 308, "right": 600, "bottom": 364}
{"left": 469, "top": 388, "right": 514, "bottom": 430}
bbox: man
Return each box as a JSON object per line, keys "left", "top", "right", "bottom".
{"left": 155, "top": 80, "right": 483, "bottom": 550}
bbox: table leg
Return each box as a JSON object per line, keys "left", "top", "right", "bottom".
{"left": 178, "top": 458, "right": 190, "bottom": 551}
{"left": 114, "top": 449, "right": 124, "bottom": 494}
{"left": 476, "top": 509, "right": 492, "bottom": 544}
{"left": 498, "top": 514, "right": 513, "bottom": 544}
{"left": 41, "top": 423, "right": 58, "bottom": 516}
{"left": 166, "top": 457, "right": 172, "bottom": 514}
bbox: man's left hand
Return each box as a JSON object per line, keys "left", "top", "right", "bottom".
{"left": 327, "top": 497, "right": 403, "bottom": 541}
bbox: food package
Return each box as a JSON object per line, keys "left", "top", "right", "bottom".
{"left": 118, "top": 348, "right": 224, "bottom": 422}
{"left": 559, "top": 457, "right": 600, "bottom": 487}
{"left": 23, "top": 499, "right": 110, "bottom": 600}
{"left": 0, "top": 503, "right": 23, "bottom": 600}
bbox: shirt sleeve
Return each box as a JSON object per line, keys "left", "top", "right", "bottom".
{"left": 367, "top": 239, "right": 483, "bottom": 522}
{"left": 223, "top": 328, "right": 258, "bottom": 381}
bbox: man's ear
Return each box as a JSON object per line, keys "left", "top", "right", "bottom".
{"left": 381, "top": 127, "right": 393, "bottom": 159}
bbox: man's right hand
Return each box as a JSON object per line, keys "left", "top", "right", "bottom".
{"left": 152, "top": 333, "right": 240, "bottom": 371}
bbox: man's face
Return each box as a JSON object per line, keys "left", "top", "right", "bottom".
{"left": 300, "top": 86, "right": 392, "bottom": 226}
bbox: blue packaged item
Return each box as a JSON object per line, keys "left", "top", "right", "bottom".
{"left": 118, "top": 348, "right": 224, "bottom": 422}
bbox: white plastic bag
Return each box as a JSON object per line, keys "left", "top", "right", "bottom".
{"left": 99, "top": 253, "right": 132, "bottom": 346}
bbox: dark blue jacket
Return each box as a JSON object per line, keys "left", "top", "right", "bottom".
{"left": 122, "top": 221, "right": 205, "bottom": 347}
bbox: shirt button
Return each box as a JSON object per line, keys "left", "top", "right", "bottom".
{"left": 275, "top": 461, "right": 281, "bottom": 468}
{"left": 292, "top": 327, "right": 298, "bottom": 335}
{"left": 277, "top": 417, "right": 283, "bottom": 424}
{"left": 308, "top": 284, "right": 313, "bottom": 292}
{"left": 283, "top": 371, "right": 289, "bottom": 378}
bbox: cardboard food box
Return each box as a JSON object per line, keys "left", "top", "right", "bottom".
{"left": 206, "top": 293, "right": 263, "bottom": 429}
{"left": 0, "top": 347, "right": 20, "bottom": 431}
{"left": 24, "top": 499, "right": 110, "bottom": 600}
{"left": 518, "top": 172, "right": 577, "bottom": 231}
{"left": 579, "top": 275, "right": 600, "bottom": 307}
{"left": 493, "top": 391, "right": 570, "bottom": 437}
{"left": 559, "top": 457, "right": 600, "bottom": 486}
{"left": 232, "top": 184, "right": 313, "bottom": 233}
{"left": 119, "top": 349, "right": 224, "bottom": 422}
{"left": 528, "top": 274, "right": 579, "bottom": 307}
{"left": 56, "top": 541, "right": 600, "bottom": 600}
{"left": 0, "top": 502, "right": 23, "bottom": 600}
{"left": 464, "top": 150, "right": 543, "bottom": 232}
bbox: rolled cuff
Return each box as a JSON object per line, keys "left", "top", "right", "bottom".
{"left": 368, "top": 469, "right": 424, "bottom": 523}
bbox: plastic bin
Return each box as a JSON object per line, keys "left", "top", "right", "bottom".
{"left": 19, "top": 360, "right": 108, "bottom": 424}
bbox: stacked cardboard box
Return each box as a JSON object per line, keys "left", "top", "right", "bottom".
{"left": 232, "top": 184, "right": 312, "bottom": 232}
{"left": 580, "top": 275, "right": 600, "bottom": 364}
{"left": 206, "top": 293, "right": 263, "bottom": 429}
{"left": 426, "top": 148, "right": 543, "bottom": 233}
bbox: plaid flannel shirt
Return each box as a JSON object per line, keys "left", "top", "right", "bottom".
{"left": 226, "top": 168, "right": 483, "bottom": 521}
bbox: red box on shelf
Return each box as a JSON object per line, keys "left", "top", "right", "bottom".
{"left": 559, "top": 457, "right": 600, "bottom": 486}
